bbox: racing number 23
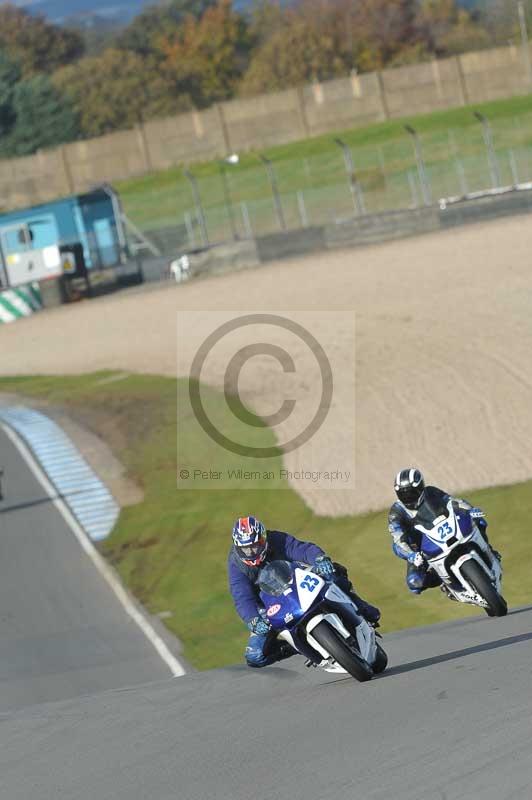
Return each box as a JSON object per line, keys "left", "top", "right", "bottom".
{"left": 438, "top": 521, "right": 453, "bottom": 539}
{"left": 300, "top": 575, "right": 320, "bottom": 592}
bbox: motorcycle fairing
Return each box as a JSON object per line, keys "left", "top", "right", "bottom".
{"left": 414, "top": 500, "right": 502, "bottom": 607}
{"left": 259, "top": 561, "right": 377, "bottom": 668}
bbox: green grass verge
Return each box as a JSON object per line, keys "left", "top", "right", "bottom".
{"left": 1, "top": 372, "right": 531, "bottom": 670}
{"left": 116, "top": 93, "right": 532, "bottom": 241}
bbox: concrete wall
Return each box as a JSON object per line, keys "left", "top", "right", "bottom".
{"left": 143, "top": 107, "right": 228, "bottom": 172}
{"left": 303, "top": 72, "right": 388, "bottom": 135}
{"left": 1, "top": 42, "right": 532, "bottom": 210}
{"left": 459, "top": 45, "right": 529, "bottom": 104}
{"left": 0, "top": 148, "right": 73, "bottom": 210}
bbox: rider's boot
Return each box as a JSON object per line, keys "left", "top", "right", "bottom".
{"left": 483, "top": 536, "right": 502, "bottom": 563}
{"left": 478, "top": 527, "right": 502, "bottom": 562}
{"left": 440, "top": 585, "right": 458, "bottom": 602}
{"left": 332, "top": 565, "right": 381, "bottom": 626}
{"left": 272, "top": 641, "right": 297, "bottom": 663}
{"left": 349, "top": 592, "right": 381, "bottom": 626}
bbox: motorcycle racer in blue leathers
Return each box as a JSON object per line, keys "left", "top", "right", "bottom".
{"left": 389, "top": 468, "right": 501, "bottom": 595}
{"left": 229, "top": 516, "right": 380, "bottom": 668}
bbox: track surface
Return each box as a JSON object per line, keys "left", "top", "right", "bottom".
{"left": 1, "top": 424, "right": 531, "bottom": 798}
{"left": 0, "top": 426, "right": 170, "bottom": 711}
{"left": 1, "top": 608, "right": 531, "bottom": 799}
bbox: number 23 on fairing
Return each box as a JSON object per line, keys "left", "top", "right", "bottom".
{"left": 437, "top": 521, "right": 453, "bottom": 540}
{"left": 300, "top": 575, "right": 320, "bottom": 592}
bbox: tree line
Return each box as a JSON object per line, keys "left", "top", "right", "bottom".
{"left": 0, "top": 0, "right": 528, "bottom": 157}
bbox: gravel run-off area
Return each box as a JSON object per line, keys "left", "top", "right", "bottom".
{"left": 2, "top": 215, "right": 532, "bottom": 516}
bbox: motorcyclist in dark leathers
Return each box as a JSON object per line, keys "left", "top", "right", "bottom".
{"left": 389, "top": 468, "right": 501, "bottom": 595}
{"left": 229, "top": 516, "right": 380, "bottom": 667}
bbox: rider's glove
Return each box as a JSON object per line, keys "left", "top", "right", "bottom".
{"left": 408, "top": 551, "right": 426, "bottom": 568}
{"left": 470, "top": 507, "right": 486, "bottom": 519}
{"left": 248, "top": 616, "right": 271, "bottom": 636}
{"left": 313, "top": 555, "right": 335, "bottom": 578}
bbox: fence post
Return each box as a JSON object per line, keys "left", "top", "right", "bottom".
{"left": 183, "top": 169, "right": 209, "bottom": 247}
{"left": 240, "top": 202, "right": 253, "bottom": 238}
{"left": 376, "top": 72, "right": 390, "bottom": 121}
{"left": 455, "top": 56, "right": 469, "bottom": 107}
{"left": 518, "top": 1, "right": 532, "bottom": 88}
{"left": 258, "top": 155, "right": 286, "bottom": 231}
{"left": 297, "top": 190, "right": 309, "bottom": 227}
{"left": 135, "top": 120, "right": 153, "bottom": 173}
{"left": 431, "top": 59, "right": 444, "bottom": 101}
{"left": 219, "top": 161, "right": 238, "bottom": 241}
{"left": 407, "top": 171, "right": 419, "bottom": 208}
{"left": 473, "top": 112, "right": 501, "bottom": 189}
{"left": 59, "top": 145, "right": 74, "bottom": 194}
{"left": 455, "top": 159, "right": 469, "bottom": 196}
{"left": 296, "top": 86, "right": 311, "bottom": 138}
{"left": 334, "top": 138, "right": 366, "bottom": 216}
{"left": 508, "top": 149, "right": 520, "bottom": 185}
{"left": 405, "top": 125, "right": 432, "bottom": 206}
{"left": 184, "top": 212, "right": 196, "bottom": 248}
{"left": 216, "top": 104, "right": 232, "bottom": 155}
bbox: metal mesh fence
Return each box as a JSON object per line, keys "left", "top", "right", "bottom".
{"left": 119, "top": 113, "right": 532, "bottom": 256}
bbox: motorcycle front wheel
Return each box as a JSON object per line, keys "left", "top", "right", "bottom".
{"left": 311, "top": 620, "right": 373, "bottom": 682}
{"left": 372, "top": 643, "right": 388, "bottom": 674}
{"left": 460, "top": 560, "right": 507, "bottom": 617}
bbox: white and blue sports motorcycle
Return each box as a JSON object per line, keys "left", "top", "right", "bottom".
{"left": 414, "top": 497, "right": 507, "bottom": 617}
{"left": 258, "top": 560, "right": 388, "bottom": 682}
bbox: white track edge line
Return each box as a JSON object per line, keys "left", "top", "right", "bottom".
{"left": 1, "top": 421, "right": 186, "bottom": 678}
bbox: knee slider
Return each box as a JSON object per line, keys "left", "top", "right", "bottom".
{"left": 246, "top": 659, "right": 268, "bottom": 668}
{"left": 245, "top": 646, "right": 268, "bottom": 668}
{"left": 407, "top": 571, "right": 425, "bottom": 592}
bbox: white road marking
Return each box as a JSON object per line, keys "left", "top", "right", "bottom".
{"left": 1, "top": 421, "right": 186, "bottom": 678}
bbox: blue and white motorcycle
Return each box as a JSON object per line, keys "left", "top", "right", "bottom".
{"left": 414, "top": 497, "right": 507, "bottom": 617}
{"left": 258, "top": 560, "right": 388, "bottom": 682}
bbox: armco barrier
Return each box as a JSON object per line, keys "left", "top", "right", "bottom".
{"left": 180, "top": 185, "right": 532, "bottom": 277}
{"left": 439, "top": 186, "right": 532, "bottom": 227}
{"left": 0, "top": 283, "right": 41, "bottom": 324}
{"left": 255, "top": 226, "right": 326, "bottom": 262}
{"left": 324, "top": 207, "right": 441, "bottom": 250}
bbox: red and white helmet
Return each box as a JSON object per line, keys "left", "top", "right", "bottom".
{"left": 232, "top": 516, "right": 268, "bottom": 567}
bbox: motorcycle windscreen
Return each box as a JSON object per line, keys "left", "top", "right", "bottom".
{"left": 258, "top": 560, "right": 293, "bottom": 596}
{"left": 415, "top": 494, "right": 450, "bottom": 528}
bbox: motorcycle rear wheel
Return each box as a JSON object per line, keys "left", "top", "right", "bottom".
{"left": 460, "top": 560, "right": 507, "bottom": 617}
{"left": 312, "top": 620, "right": 373, "bottom": 682}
